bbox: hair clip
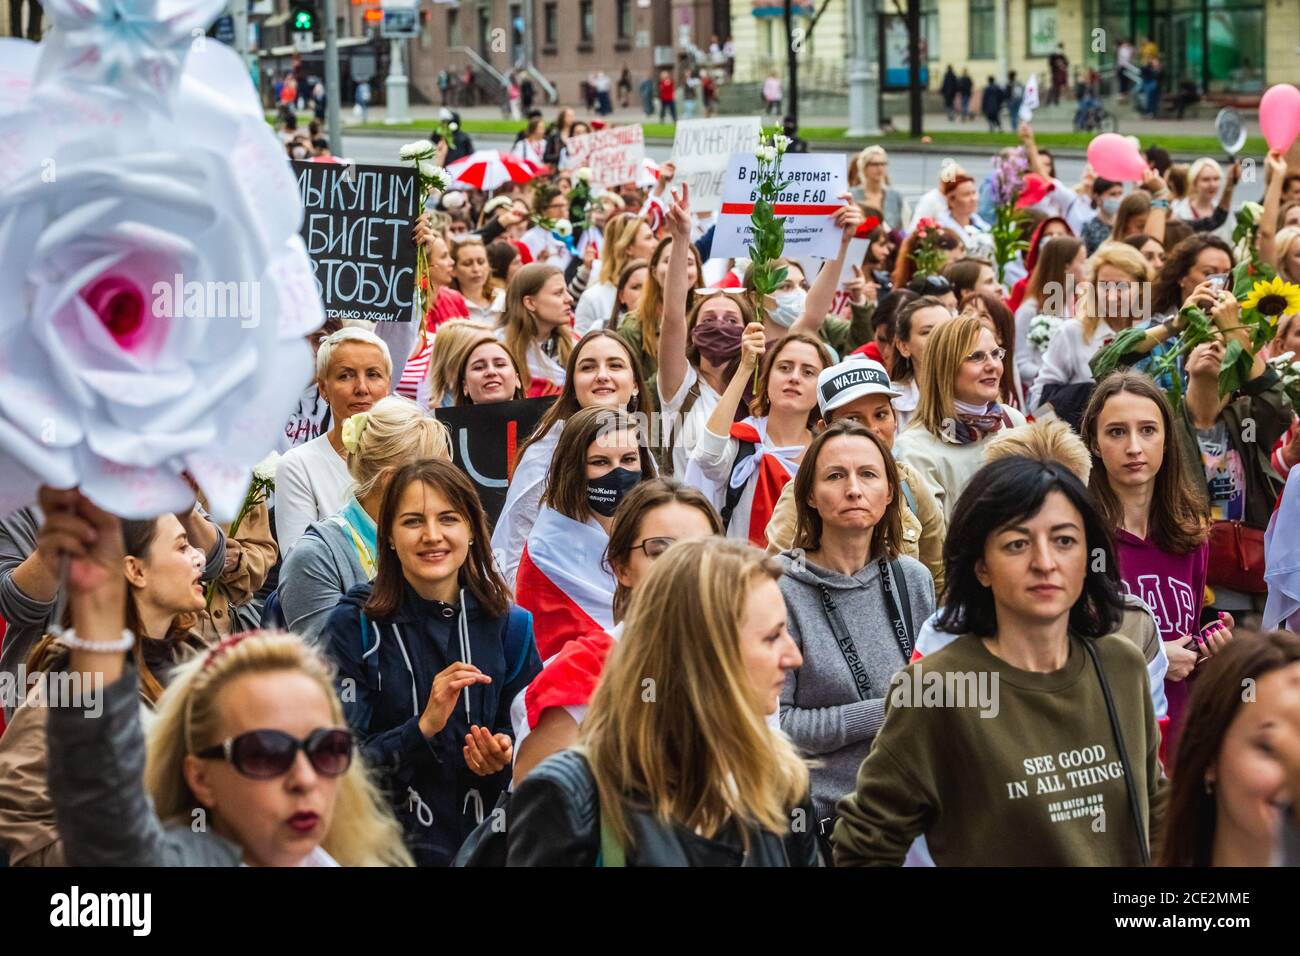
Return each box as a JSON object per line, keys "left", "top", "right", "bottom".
{"left": 341, "top": 412, "right": 371, "bottom": 454}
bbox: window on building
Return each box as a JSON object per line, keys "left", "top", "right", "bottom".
{"left": 1026, "top": 1, "right": 1057, "bottom": 58}
{"left": 617, "top": 0, "right": 632, "bottom": 39}
{"left": 543, "top": 2, "right": 557, "bottom": 46}
{"left": 448, "top": 9, "right": 460, "bottom": 47}
{"left": 580, "top": 0, "right": 594, "bottom": 44}
{"left": 968, "top": 0, "right": 995, "bottom": 60}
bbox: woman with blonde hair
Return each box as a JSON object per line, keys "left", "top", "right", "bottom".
{"left": 421, "top": 319, "right": 488, "bottom": 410}
{"left": 894, "top": 315, "right": 1028, "bottom": 521}
{"left": 604, "top": 257, "right": 649, "bottom": 334}
{"left": 496, "top": 262, "right": 577, "bottom": 397}
{"left": 0, "top": 503, "right": 211, "bottom": 865}
{"left": 506, "top": 537, "right": 818, "bottom": 866}
{"left": 1028, "top": 241, "right": 1151, "bottom": 426}
{"left": 449, "top": 235, "right": 505, "bottom": 325}
{"left": 275, "top": 326, "right": 392, "bottom": 551}
{"left": 1172, "top": 157, "right": 1237, "bottom": 242}
{"left": 40, "top": 489, "right": 411, "bottom": 866}
{"left": 278, "top": 396, "right": 452, "bottom": 644}
{"left": 573, "top": 214, "right": 657, "bottom": 336}
{"left": 850, "top": 145, "right": 908, "bottom": 231}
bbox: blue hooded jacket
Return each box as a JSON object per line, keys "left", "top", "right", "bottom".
{"left": 322, "top": 581, "right": 541, "bottom": 866}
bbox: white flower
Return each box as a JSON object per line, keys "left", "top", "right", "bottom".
{"left": 418, "top": 160, "right": 450, "bottom": 190}
{"left": 552, "top": 218, "right": 573, "bottom": 239}
{"left": 755, "top": 145, "right": 777, "bottom": 164}
{"left": 252, "top": 450, "right": 281, "bottom": 484}
{"left": 400, "top": 140, "right": 435, "bottom": 161}
{"left": 1027, "top": 314, "right": 1064, "bottom": 352}
{"left": 441, "top": 190, "right": 467, "bottom": 211}
{"left": 448, "top": 122, "right": 459, "bottom": 132}
{"left": 575, "top": 167, "right": 592, "bottom": 183}
{"left": 773, "top": 134, "right": 791, "bottom": 154}
{"left": 0, "top": 25, "right": 321, "bottom": 522}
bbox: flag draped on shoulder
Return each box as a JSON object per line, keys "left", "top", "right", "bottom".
{"left": 509, "top": 627, "right": 617, "bottom": 752}
{"left": 514, "top": 506, "right": 615, "bottom": 659}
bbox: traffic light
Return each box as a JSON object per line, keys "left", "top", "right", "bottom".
{"left": 292, "top": 4, "right": 315, "bottom": 32}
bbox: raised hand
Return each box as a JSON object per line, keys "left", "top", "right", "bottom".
{"left": 667, "top": 184, "right": 692, "bottom": 238}
{"left": 738, "top": 322, "right": 766, "bottom": 371}
{"left": 35, "top": 486, "right": 126, "bottom": 598}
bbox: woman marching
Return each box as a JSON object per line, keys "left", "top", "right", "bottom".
{"left": 833, "top": 456, "right": 1164, "bottom": 865}
{"left": 322, "top": 460, "right": 542, "bottom": 866}
{"left": 506, "top": 538, "right": 818, "bottom": 866}
{"left": 775, "top": 421, "right": 935, "bottom": 851}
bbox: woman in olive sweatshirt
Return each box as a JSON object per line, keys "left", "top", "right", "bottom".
{"left": 833, "top": 456, "right": 1166, "bottom": 866}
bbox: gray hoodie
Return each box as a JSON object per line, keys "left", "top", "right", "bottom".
{"left": 776, "top": 550, "right": 935, "bottom": 821}
{"left": 278, "top": 518, "right": 370, "bottom": 646}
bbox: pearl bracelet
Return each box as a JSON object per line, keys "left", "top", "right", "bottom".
{"left": 54, "top": 628, "right": 136, "bottom": 653}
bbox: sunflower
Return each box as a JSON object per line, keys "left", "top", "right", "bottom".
{"left": 1242, "top": 276, "right": 1300, "bottom": 318}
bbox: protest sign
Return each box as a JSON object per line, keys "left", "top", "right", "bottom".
{"left": 669, "top": 116, "right": 763, "bottom": 212}
{"left": 712, "top": 152, "right": 848, "bottom": 261}
{"left": 436, "top": 397, "right": 555, "bottom": 528}
{"left": 561, "top": 125, "right": 645, "bottom": 191}
{"left": 293, "top": 161, "right": 419, "bottom": 322}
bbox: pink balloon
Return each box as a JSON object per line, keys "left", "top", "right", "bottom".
{"left": 1260, "top": 84, "right": 1300, "bottom": 154}
{"left": 1086, "top": 133, "right": 1148, "bottom": 182}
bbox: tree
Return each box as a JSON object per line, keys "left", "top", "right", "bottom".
{"left": 781, "top": 0, "right": 832, "bottom": 128}
{"left": 889, "top": 0, "right": 923, "bottom": 137}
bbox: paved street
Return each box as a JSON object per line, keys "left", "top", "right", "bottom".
{"left": 340, "top": 132, "right": 1263, "bottom": 208}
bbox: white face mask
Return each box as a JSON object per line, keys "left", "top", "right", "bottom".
{"left": 771, "top": 287, "right": 807, "bottom": 327}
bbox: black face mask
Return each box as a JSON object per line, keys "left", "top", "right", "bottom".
{"left": 586, "top": 467, "right": 641, "bottom": 517}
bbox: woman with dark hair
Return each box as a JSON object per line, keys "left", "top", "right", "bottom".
{"left": 322, "top": 459, "right": 542, "bottom": 866}
{"left": 1159, "top": 631, "right": 1300, "bottom": 866}
{"left": 485, "top": 238, "right": 521, "bottom": 286}
{"left": 960, "top": 290, "right": 1022, "bottom": 408}
{"left": 1080, "top": 371, "right": 1217, "bottom": 767}
{"left": 453, "top": 336, "right": 525, "bottom": 405}
{"left": 775, "top": 421, "right": 935, "bottom": 849}
{"left": 496, "top": 262, "right": 576, "bottom": 397}
{"left": 1080, "top": 177, "right": 1124, "bottom": 254}
{"left": 490, "top": 329, "right": 648, "bottom": 586}
{"left": 1150, "top": 234, "right": 1235, "bottom": 320}
{"left": 510, "top": 479, "right": 722, "bottom": 783}
{"left": 1123, "top": 233, "right": 1166, "bottom": 273}
{"left": 888, "top": 295, "right": 952, "bottom": 432}
{"left": 1014, "top": 236, "right": 1085, "bottom": 389}
{"left": 603, "top": 258, "right": 648, "bottom": 334}
{"left": 514, "top": 407, "right": 654, "bottom": 659}
{"left": 857, "top": 287, "right": 916, "bottom": 369}
{"left": 1007, "top": 216, "right": 1072, "bottom": 314}
{"left": 941, "top": 257, "right": 1001, "bottom": 300}
{"left": 685, "top": 326, "right": 833, "bottom": 545}
{"left": 619, "top": 233, "right": 702, "bottom": 393}
{"left": 833, "top": 456, "right": 1163, "bottom": 866}
{"left": 891, "top": 225, "right": 964, "bottom": 291}
{"left": 0, "top": 510, "right": 210, "bottom": 865}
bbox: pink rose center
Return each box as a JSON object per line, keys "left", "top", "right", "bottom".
{"left": 83, "top": 276, "right": 145, "bottom": 345}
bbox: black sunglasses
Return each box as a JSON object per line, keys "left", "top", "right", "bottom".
{"left": 197, "top": 728, "right": 355, "bottom": 780}
{"left": 908, "top": 274, "right": 953, "bottom": 296}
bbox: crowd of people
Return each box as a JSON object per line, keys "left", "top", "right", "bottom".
{"left": 3, "top": 107, "right": 1300, "bottom": 870}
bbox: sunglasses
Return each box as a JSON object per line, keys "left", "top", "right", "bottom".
{"left": 694, "top": 287, "right": 749, "bottom": 297}
{"left": 909, "top": 275, "right": 953, "bottom": 295}
{"left": 196, "top": 728, "right": 355, "bottom": 780}
{"left": 963, "top": 347, "right": 1007, "bottom": 365}
{"left": 631, "top": 536, "right": 677, "bottom": 559}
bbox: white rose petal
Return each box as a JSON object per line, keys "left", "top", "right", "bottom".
{"left": 553, "top": 218, "right": 573, "bottom": 238}
{"left": 252, "top": 450, "right": 281, "bottom": 483}
{"left": 400, "top": 140, "right": 435, "bottom": 161}
{"left": 576, "top": 167, "right": 592, "bottom": 183}
{"left": 0, "top": 28, "right": 320, "bottom": 521}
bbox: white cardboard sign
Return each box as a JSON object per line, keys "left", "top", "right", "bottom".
{"left": 669, "top": 116, "right": 763, "bottom": 213}
{"left": 713, "top": 151, "right": 848, "bottom": 261}
{"left": 561, "top": 125, "right": 645, "bottom": 190}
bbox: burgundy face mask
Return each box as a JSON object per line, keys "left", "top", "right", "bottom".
{"left": 690, "top": 317, "right": 743, "bottom": 366}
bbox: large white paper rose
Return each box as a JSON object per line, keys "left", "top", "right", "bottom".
{"left": 0, "top": 19, "right": 322, "bottom": 521}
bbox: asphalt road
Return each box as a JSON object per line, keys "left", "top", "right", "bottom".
{"left": 340, "top": 132, "right": 1262, "bottom": 209}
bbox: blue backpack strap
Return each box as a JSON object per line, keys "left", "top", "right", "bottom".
{"left": 899, "top": 478, "right": 917, "bottom": 516}
{"left": 502, "top": 606, "right": 535, "bottom": 685}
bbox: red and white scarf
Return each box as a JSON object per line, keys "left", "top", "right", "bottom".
{"left": 514, "top": 506, "right": 615, "bottom": 660}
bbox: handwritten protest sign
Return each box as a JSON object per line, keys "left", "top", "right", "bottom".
{"left": 293, "top": 161, "right": 419, "bottom": 322}
{"left": 712, "top": 152, "right": 848, "bottom": 261}
{"left": 561, "top": 125, "right": 645, "bottom": 191}
{"left": 436, "top": 397, "right": 555, "bottom": 528}
{"left": 669, "top": 117, "right": 762, "bottom": 213}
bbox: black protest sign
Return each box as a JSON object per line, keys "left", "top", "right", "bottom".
{"left": 436, "top": 398, "right": 556, "bottom": 528}
{"left": 293, "top": 161, "right": 420, "bottom": 322}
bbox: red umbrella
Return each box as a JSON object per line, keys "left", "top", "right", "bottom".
{"left": 444, "top": 150, "right": 542, "bottom": 191}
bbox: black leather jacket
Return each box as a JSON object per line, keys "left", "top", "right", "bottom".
{"left": 506, "top": 750, "right": 821, "bottom": 867}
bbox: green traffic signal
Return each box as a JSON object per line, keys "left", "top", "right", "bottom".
{"left": 293, "top": 9, "right": 313, "bottom": 30}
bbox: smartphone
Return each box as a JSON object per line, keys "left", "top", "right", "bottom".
{"left": 1194, "top": 614, "right": 1229, "bottom": 649}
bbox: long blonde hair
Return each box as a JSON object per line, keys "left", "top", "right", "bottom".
{"left": 1274, "top": 227, "right": 1300, "bottom": 284}
{"left": 1078, "top": 242, "right": 1151, "bottom": 340}
{"left": 424, "top": 319, "right": 489, "bottom": 408}
{"left": 909, "top": 314, "right": 984, "bottom": 437}
{"left": 144, "top": 632, "right": 413, "bottom": 866}
{"left": 581, "top": 538, "right": 809, "bottom": 849}
{"left": 346, "top": 395, "right": 451, "bottom": 500}
{"left": 598, "top": 213, "right": 645, "bottom": 286}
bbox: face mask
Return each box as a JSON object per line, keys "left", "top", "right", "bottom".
{"left": 771, "top": 287, "right": 807, "bottom": 328}
{"left": 1101, "top": 197, "right": 1121, "bottom": 216}
{"left": 586, "top": 467, "right": 641, "bottom": 517}
{"left": 690, "top": 317, "right": 743, "bottom": 365}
